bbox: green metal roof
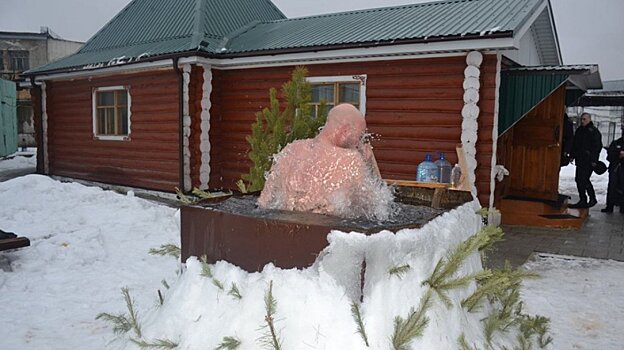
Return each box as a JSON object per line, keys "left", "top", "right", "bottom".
{"left": 223, "top": 0, "right": 541, "bottom": 55}
{"left": 28, "top": 0, "right": 285, "bottom": 74}
{"left": 28, "top": 0, "right": 548, "bottom": 75}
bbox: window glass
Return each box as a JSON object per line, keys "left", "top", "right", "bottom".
{"left": 339, "top": 83, "right": 360, "bottom": 105}
{"left": 94, "top": 88, "right": 130, "bottom": 138}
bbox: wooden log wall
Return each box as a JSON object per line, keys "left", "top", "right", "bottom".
{"left": 209, "top": 55, "right": 498, "bottom": 206}
{"left": 44, "top": 69, "right": 181, "bottom": 191}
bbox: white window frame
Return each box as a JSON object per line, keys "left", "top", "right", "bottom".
{"left": 92, "top": 85, "right": 132, "bottom": 141}
{"left": 306, "top": 74, "right": 367, "bottom": 116}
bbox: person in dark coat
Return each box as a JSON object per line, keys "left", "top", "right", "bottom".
{"left": 601, "top": 133, "right": 624, "bottom": 213}
{"left": 561, "top": 113, "right": 574, "bottom": 167}
{"left": 569, "top": 113, "right": 603, "bottom": 208}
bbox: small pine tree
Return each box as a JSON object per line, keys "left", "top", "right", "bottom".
{"left": 241, "top": 66, "right": 327, "bottom": 192}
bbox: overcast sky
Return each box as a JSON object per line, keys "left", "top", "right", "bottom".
{"left": 1, "top": 0, "right": 622, "bottom": 80}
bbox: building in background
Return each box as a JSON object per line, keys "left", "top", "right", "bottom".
{"left": 0, "top": 27, "right": 82, "bottom": 147}
{"left": 568, "top": 79, "right": 624, "bottom": 145}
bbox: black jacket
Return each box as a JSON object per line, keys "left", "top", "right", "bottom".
{"left": 606, "top": 137, "right": 624, "bottom": 171}
{"left": 571, "top": 121, "right": 602, "bottom": 167}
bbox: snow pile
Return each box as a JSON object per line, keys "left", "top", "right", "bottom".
{"left": 523, "top": 254, "right": 624, "bottom": 350}
{"left": 0, "top": 175, "right": 179, "bottom": 350}
{"left": 0, "top": 154, "right": 36, "bottom": 171}
{"left": 108, "top": 201, "right": 527, "bottom": 350}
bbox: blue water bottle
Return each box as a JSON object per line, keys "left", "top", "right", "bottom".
{"left": 435, "top": 152, "right": 452, "bottom": 184}
{"left": 416, "top": 154, "right": 439, "bottom": 183}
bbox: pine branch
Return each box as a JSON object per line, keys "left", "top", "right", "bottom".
{"left": 422, "top": 230, "right": 490, "bottom": 308}
{"left": 350, "top": 302, "right": 370, "bottom": 347}
{"left": 458, "top": 334, "right": 481, "bottom": 350}
{"left": 462, "top": 264, "right": 538, "bottom": 312}
{"left": 212, "top": 278, "right": 225, "bottom": 291}
{"left": 95, "top": 312, "right": 132, "bottom": 335}
{"left": 216, "top": 336, "right": 242, "bottom": 350}
{"left": 149, "top": 244, "right": 181, "bottom": 259}
{"left": 200, "top": 255, "right": 213, "bottom": 278}
{"left": 175, "top": 187, "right": 192, "bottom": 204}
{"left": 130, "top": 338, "right": 178, "bottom": 349}
{"left": 391, "top": 289, "right": 432, "bottom": 350}
{"left": 389, "top": 264, "right": 411, "bottom": 279}
{"left": 259, "top": 281, "right": 282, "bottom": 350}
{"left": 161, "top": 279, "right": 170, "bottom": 289}
{"left": 235, "top": 180, "right": 248, "bottom": 194}
{"left": 122, "top": 287, "right": 142, "bottom": 338}
{"left": 519, "top": 315, "right": 553, "bottom": 349}
{"left": 228, "top": 283, "right": 242, "bottom": 300}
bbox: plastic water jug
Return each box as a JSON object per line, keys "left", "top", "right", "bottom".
{"left": 451, "top": 164, "right": 462, "bottom": 189}
{"left": 435, "top": 152, "right": 452, "bottom": 184}
{"left": 416, "top": 154, "right": 439, "bottom": 183}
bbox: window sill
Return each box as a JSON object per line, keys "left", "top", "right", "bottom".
{"left": 94, "top": 135, "right": 130, "bottom": 141}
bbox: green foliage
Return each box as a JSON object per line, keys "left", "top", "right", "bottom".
{"left": 95, "top": 312, "right": 132, "bottom": 335}
{"left": 175, "top": 187, "right": 192, "bottom": 204}
{"left": 235, "top": 179, "right": 248, "bottom": 194}
{"left": 388, "top": 264, "right": 411, "bottom": 279}
{"left": 391, "top": 289, "right": 432, "bottom": 350}
{"left": 483, "top": 285, "right": 523, "bottom": 345}
{"left": 350, "top": 302, "right": 370, "bottom": 347}
{"left": 422, "top": 230, "right": 492, "bottom": 308}
{"left": 228, "top": 283, "right": 242, "bottom": 300}
{"left": 130, "top": 338, "right": 178, "bottom": 349}
{"left": 199, "top": 255, "right": 225, "bottom": 290}
{"left": 216, "top": 336, "right": 242, "bottom": 350}
{"left": 149, "top": 244, "right": 181, "bottom": 259}
{"left": 477, "top": 226, "right": 505, "bottom": 254}
{"left": 458, "top": 334, "right": 480, "bottom": 350}
{"left": 259, "top": 281, "right": 282, "bottom": 350}
{"left": 462, "top": 262, "right": 538, "bottom": 312}
{"left": 241, "top": 66, "right": 328, "bottom": 192}
{"left": 96, "top": 287, "right": 142, "bottom": 338}
{"left": 519, "top": 314, "right": 553, "bottom": 349}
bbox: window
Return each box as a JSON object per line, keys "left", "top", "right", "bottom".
{"left": 92, "top": 87, "right": 131, "bottom": 140}
{"left": 8, "top": 50, "right": 29, "bottom": 72}
{"left": 307, "top": 75, "right": 367, "bottom": 117}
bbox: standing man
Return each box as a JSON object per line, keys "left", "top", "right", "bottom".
{"left": 569, "top": 113, "right": 603, "bottom": 208}
{"left": 601, "top": 132, "right": 624, "bottom": 213}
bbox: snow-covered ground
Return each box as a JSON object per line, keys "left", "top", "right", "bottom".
{"left": 0, "top": 151, "right": 621, "bottom": 349}
{"left": 0, "top": 149, "right": 36, "bottom": 171}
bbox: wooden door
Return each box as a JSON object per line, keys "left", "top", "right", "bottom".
{"left": 506, "top": 85, "right": 566, "bottom": 201}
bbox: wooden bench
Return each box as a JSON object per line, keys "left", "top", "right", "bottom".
{"left": 0, "top": 229, "right": 30, "bottom": 252}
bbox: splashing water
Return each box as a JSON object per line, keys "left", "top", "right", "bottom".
{"left": 258, "top": 104, "right": 395, "bottom": 221}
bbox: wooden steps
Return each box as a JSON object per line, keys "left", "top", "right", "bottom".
{"left": 499, "top": 197, "right": 588, "bottom": 229}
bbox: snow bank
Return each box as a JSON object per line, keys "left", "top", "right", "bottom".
{"left": 523, "top": 254, "right": 624, "bottom": 350}
{"left": 117, "top": 201, "right": 521, "bottom": 349}
{"left": 0, "top": 175, "right": 179, "bottom": 350}
{"left": 0, "top": 154, "right": 36, "bottom": 171}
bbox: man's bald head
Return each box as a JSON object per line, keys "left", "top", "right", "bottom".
{"left": 318, "top": 104, "right": 366, "bottom": 148}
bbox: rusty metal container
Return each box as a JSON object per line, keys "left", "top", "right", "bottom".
{"left": 181, "top": 185, "right": 472, "bottom": 272}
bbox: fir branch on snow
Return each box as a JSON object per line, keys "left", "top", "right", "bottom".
{"left": 130, "top": 338, "right": 178, "bottom": 349}
{"left": 462, "top": 263, "right": 538, "bottom": 312}
{"left": 95, "top": 312, "right": 132, "bottom": 335}
{"left": 192, "top": 187, "right": 231, "bottom": 199}
{"left": 477, "top": 226, "right": 505, "bottom": 254}
{"left": 175, "top": 187, "right": 192, "bottom": 204}
{"left": 228, "top": 283, "right": 243, "bottom": 300}
{"left": 483, "top": 286, "right": 523, "bottom": 345}
{"left": 519, "top": 314, "right": 553, "bottom": 348}
{"left": 122, "top": 287, "right": 142, "bottom": 338}
{"left": 161, "top": 279, "right": 170, "bottom": 289}
{"left": 391, "top": 289, "right": 432, "bottom": 350}
{"left": 422, "top": 230, "right": 491, "bottom": 308}
{"left": 157, "top": 290, "right": 164, "bottom": 306}
{"left": 200, "top": 255, "right": 214, "bottom": 278}
{"left": 258, "top": 281, "right": 282, "bottom": 350}
{"left": 458, "top": 334, "right": 480, "bottom": 350}
{"left": 199, "top": 255, "right": 225, "bottom": 290}
{"left": 149, "top": 244, "right": 181, "bottom": 259}
{"left": 350, "top": 302, "right": 370, "bottom": 347}
{"left": 215, "top": 336, "right": 242, "bottom": 350}
{"left": 388, "top": 264, "right": 411, "bottom": 279}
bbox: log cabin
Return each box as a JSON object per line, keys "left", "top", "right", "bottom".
{"left": 25, "top": 0, "right": 602, "bottom": 227}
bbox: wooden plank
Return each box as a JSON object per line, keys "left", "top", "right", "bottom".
{"left": 0, "top": 237, "right": 30, "bottom": 251}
